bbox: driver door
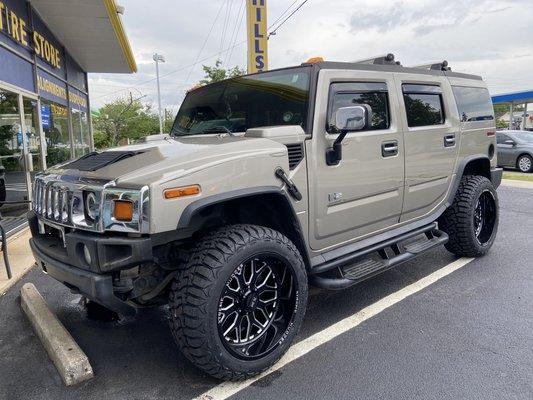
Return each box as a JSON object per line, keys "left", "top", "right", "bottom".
{"left": 307, "top": 70, "right": 405, "bottom": 251}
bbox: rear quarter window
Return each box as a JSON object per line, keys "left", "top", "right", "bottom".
{"left": 452, "top": 86, "right": 494, "bottom": 122}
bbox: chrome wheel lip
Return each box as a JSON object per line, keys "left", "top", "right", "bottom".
{"left": 216, "top": 253, "right": 297, "bottom": 361}
{"left": 518, "top": 156, "right": 532, "bottom": 172}
{"left": 473, "top": 189, "right": 497, "bottom": 246}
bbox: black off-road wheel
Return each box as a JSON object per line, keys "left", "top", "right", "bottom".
{"left": 169, "top": 224, "right": 308, "bottom": 380}
{"left": 439, "top": 175, "right": 499, "bottom": 257}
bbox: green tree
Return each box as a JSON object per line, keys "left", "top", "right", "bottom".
{"left": 199, "top": 59, "right": 245, "bottom": 86}
{"left": 92, "top": 98, "right": 160, "bottom": 149}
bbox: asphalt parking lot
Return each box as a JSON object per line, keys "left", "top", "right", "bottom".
{"left": 1, "top": 184, "right": 532, "bottom": 400}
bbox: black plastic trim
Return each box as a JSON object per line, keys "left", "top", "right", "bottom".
{"left": 29, "top": 238, "right": 137, "bottom": 316}
{"left": 177, "top": 186, "right": 283, "bottom": 229}
{"left": 310, "top": 223, "right": 438, "bottom": 275}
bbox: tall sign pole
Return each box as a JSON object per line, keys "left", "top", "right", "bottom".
{"left": 246, "top": 0, "right": 268, "bottom": 74}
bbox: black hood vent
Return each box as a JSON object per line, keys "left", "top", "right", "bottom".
{"left": 286, "top": 143, "right": 304, "bottom": 170}
{"left": 62, "top": 151, "right": 144, "bottom": 171}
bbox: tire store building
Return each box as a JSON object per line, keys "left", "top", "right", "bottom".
{"left": 0, "top": 0, "right": 136, "bottom": 232}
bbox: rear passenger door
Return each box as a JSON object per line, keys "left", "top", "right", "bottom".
{"left": 395, "top": 73, "right": 460, "bottom": 222}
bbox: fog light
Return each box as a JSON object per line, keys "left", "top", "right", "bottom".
{"left": 83, "top": 244, "right": 92, "bottom": 265}
{"left": 113, "top": 200, "right": 134, "bottom": 221}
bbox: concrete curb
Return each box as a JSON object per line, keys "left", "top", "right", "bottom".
{"left": 501, "top": 179, "right": 533, "bottom": 189}
{"left": 20, "top": 283, "right": 94, "bottom": 386}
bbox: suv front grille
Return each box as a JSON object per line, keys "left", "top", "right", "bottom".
{"left": 34, "top": 179, "right": 72, "bottom": 224}
{"left": 32, "top": 176, "right": 103, "bottom": 232}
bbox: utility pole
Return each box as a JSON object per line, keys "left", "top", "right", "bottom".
{"left": 246, "top": 0, "right": 268, "bottom": 74}
{"left": 153, "top": 53, "right": 165, "bottom": 133}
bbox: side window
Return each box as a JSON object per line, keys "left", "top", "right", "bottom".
{"left": 496, "top": 133, "right": 509, "bottom": 144}
{"left": 402, "top": 84, "right": 445, "bottom": 127}
{"left": 452, "top": 86, "right": 494, "bottom": 122}
{"left": 327, "top": 82, "right": 390, "bottom": 133}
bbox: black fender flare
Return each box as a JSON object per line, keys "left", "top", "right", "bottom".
{"left": 447, "top": 155, "right": 500, "bottom": 207}
{"left": 176, "top": 186, "right": 311, "bottom": 267}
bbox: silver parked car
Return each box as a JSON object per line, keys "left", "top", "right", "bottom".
{"left": 496, "top": 130, "right": 533, "bottom": 173}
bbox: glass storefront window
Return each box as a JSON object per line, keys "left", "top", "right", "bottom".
{"left": 41, "top": 99, "right": 70, "bottom": 167}
{"left": 71, "top": 108, "right": 90, "bottom": 158}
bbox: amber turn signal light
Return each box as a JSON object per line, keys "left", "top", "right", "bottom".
{"left": 113, "top": 200, "right": 134, "bottom": 221}
{"left": 164, "top": 185, "right": 201, "bottom": 199}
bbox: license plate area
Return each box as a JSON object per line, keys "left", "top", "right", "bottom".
{"left": 38, "top": 219, "right": 67, "bottom": 247}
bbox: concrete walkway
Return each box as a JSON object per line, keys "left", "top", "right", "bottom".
{"left": 0, "top": 228, "right": 35, "bottom": 295}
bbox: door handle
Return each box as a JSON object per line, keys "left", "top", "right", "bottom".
{"left": 444, "top": 134, "right": 456, "bottom": 147}
{"left": 382, "top": 141, "right": 399, "bottom": 157}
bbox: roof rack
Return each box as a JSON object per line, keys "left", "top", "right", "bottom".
{"left": 352, "top": 53, "right": 401, "bottom": 66}
{"left": 410, "top": 60, "right": 451, "bottom": 71}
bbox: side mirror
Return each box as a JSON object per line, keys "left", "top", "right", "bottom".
{"left": 326, "top": 106, "right": 370, "bottom": 166}
{"left": 504, "top": 139, "right": 516, "bottom": 146}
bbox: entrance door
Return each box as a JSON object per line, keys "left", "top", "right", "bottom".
{"left": 0, "top": 88, "right": 40, "bottom": 227}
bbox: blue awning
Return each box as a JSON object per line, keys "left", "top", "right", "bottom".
{"left": 492, "top": 90, "right": 533, "bottom": 104}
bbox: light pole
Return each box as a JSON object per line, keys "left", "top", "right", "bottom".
{"left": 153, "top": 53, "right": 165, "bottom": 133}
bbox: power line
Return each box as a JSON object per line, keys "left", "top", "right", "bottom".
{"left": 226, "top": 0, "right": 246, "bottom": 65}
{"left": 95, "top": 1, "right": 308, "bottom": 101}
{"left": 268, "top": 0, "right": 299, "bottom": 29}
{"left": 184, "top": 0, "right": 227, "bottom": 85}
{"left": 268, "top": 0, "right": 310, "bottom": 39}
{"left": 218, "top": 0, "right": 232, "bottom": 61}
{"left": 94, "top": 39, "right": 248, "bottom": 100}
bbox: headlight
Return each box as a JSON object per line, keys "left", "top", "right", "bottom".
{"left": 102, "top": 186, "right": 149, "bottom": 233}
{"left": 85, "top": 192, "right": 100, "bottom": 221}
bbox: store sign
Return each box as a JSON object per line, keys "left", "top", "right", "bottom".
{"left": 36, "top": 69, "right": 68, "bottom": 106}
{"left": 0, "top": 1, "right": 62, "bottom": 69}
{"left": 69, "top": 90, "right": 88, "bottom": 111}
{"left": 246, "top": 0, "right": 268, "bottom": 74}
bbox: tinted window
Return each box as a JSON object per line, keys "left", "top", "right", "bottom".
{"left": 327, "top": 82, "right": 389, "bottom": 132}
{"left": 171, "top": 67, "right": 310, "bottom": 135}
{"left": 403, "top": 84, "right": 445, "bottom": 127}
{"left": 452, "top": 86, "right": 494, "bottom": 122}
{"left": 496, "top": 133, "right": 509, "bottom": 144}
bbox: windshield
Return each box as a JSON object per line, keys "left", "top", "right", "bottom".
{"left": 513, "top": 131, "right": 533, "bottom": 143}
{"left": 171, "top": 67, "right": 311, "bottom": 136}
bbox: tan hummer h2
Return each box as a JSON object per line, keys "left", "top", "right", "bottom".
{"left": 28, "top": 55, "right": 501, "bottom": 380}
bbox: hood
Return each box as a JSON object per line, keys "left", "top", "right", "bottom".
{"left": 47, "top": 134, "right": 288, "bottom": 187}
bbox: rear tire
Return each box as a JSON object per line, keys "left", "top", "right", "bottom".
{"left": 439, "top": 175, "right": 499, "bottom": 257}
{"left": 517, "top": 154, "right": 533, "bottom": 173}
{"left": 169, "top": 224, "right": 308, "bottom": 380}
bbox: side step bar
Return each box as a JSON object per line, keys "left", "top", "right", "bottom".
{"left": 309, "top": 223, "right": 448, "bottom": 290}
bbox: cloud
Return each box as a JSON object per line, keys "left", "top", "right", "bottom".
{"left": 88, "top": 0, "right": 533, "bottom": 113}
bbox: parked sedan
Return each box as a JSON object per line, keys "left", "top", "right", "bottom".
{"left": 496, "top": 130, "right": 533, "bottom": 173}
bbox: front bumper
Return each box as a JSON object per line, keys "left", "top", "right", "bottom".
{"left": 28, "top": 211, "right": 154, "bottom": 316}
{"left": 30, "top": 238, "right": 137, "bottom": 316}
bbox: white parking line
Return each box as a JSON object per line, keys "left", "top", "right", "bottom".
{"left": 195, "top": 257, "right": 475, "bottom": 400}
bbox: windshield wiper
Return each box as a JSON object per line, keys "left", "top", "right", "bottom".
{"left": 200, "top": 126, "right": 235, "bottom": 136}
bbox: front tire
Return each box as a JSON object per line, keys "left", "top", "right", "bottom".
{"left": 439, "top": 175, "right": 499, "bottom": 257}
{"left": 517, "top": 154, "right": 533, "bottom": 173}
{"left": 169, "top": 224, "right": 308, "bottom": 380}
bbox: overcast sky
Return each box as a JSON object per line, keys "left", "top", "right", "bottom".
{"left": 88, "top": 0, "right": 532, "bottom": 112}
